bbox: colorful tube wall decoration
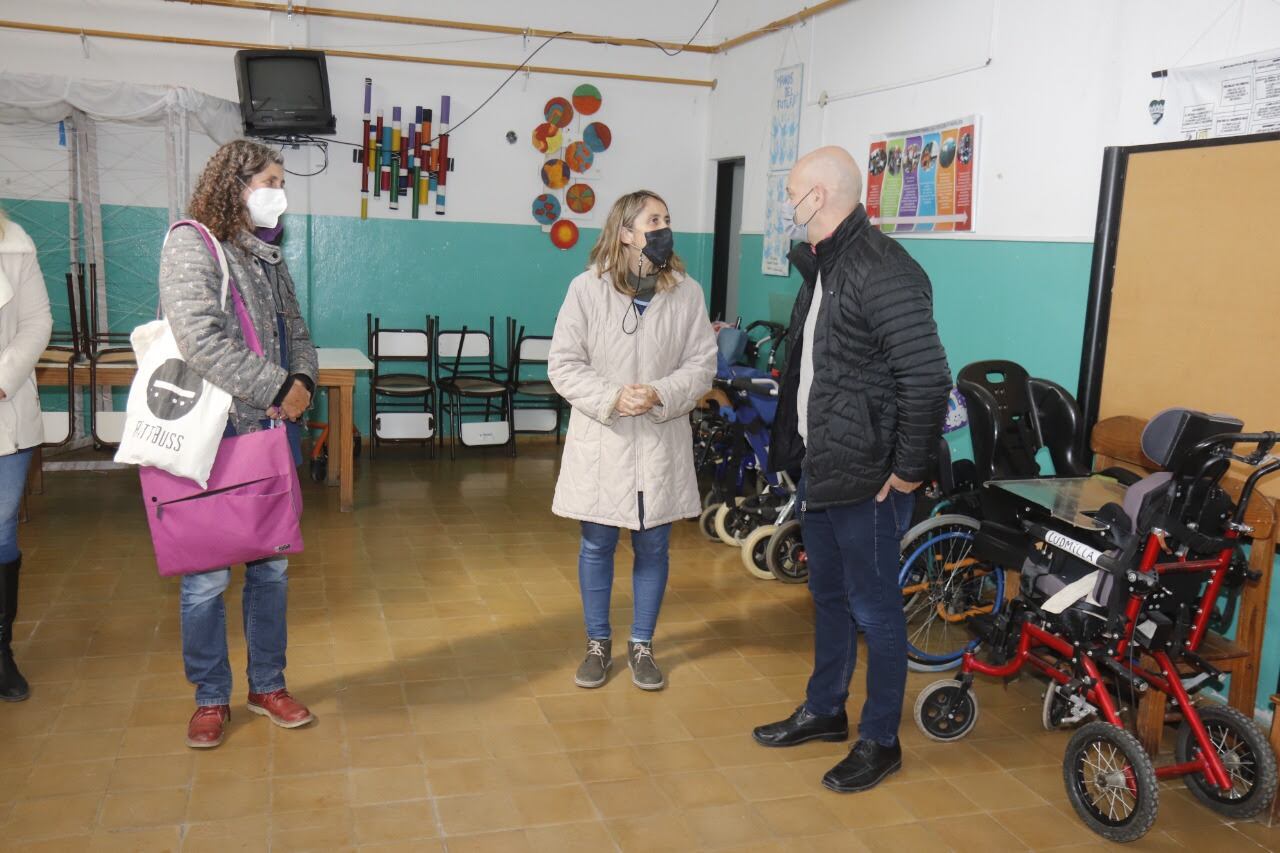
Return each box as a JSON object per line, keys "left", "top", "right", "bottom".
{"left": 357, "top": 78, "right": 456, "bottom": 220}
{"left": 531, "top": 83, "right": 610, "bottom": 250}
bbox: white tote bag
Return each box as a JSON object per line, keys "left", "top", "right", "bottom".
{"left": 114, "top": 221, "right": 235, "bottom": 487}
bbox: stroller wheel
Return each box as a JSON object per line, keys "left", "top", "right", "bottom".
{"left": 914, "top": 679, "right": 980, "bottom": 742}
{"left": 1175, "top": 704, "right": 1278, "bottom": 819}
{"left": 1063, "top": 722, "right": 1158, "bottom": 843}
{"left": 714, "top": 498, "right": 748, "bottom": 546}
{"left": 766, "top": 520, "right": 807, "bottom": 584}
{"left": 699, "top": 504, "right": 724, "bottom": 541}
{"left": 740, "top": 525, "right": 777, "bottom": 581}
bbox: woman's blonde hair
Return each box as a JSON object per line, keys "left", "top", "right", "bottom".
{"left": 188, "top": 139, "right": 283, "bottom": 242}
{"left": 588, "top": 190, "right": 685, "bottom": 296}
{"left": 0, "top": 206, "right": 7, "bottom": 240}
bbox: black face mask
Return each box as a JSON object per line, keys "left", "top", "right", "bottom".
{"left": 640, "top": 227, "right": 674, "bottom": 270}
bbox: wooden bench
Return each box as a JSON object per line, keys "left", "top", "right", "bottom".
{"left": 1091, "top": 415, "right": 1276, "bottom": 755}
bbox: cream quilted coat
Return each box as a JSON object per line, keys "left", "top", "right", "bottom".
{"left": 549, "top": 267, "right": 717, "bottom": 530}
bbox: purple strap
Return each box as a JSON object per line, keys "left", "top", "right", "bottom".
{"left": 169, "top": 220, "right": 265, "bottom": 358}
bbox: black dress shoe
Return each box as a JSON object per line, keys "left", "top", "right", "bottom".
{"left": 822, "top": 738, "right": 902, "bottom": 793}
{"left": 752, "top": 705, "right": 849, "bottom": 748}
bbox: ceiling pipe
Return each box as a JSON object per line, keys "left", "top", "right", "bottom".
{"left": 174, "top": 0, "right": 720, "bottom": 54}
{"left": 171, "top": 0, "right": 854, "bottom": 55}
{"left": 0, "top": 19, "right": 717, "bottom": 87}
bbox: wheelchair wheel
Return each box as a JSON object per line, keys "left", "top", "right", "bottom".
{"left": 766, "top": 520, "right": 807, "bottom": 584}
{"left": 914, "top": 679, "right": 980, "bottom": 742}
{"left": 1063, "top": 722, "right": 1158, "bottom": 843}
{"left": 1042, "top": 680, "right": 1075, "bottom": 731}
{"left": 714, "top": 498, "right": 749, "bottom": 546}
{"left": 740, "top": 525, "right": 777, "bottom": 581}
{"left": 1175, "top": 704, "right": 1278, "bottom": 819}
{"left": 699, "top": 503, "right": 723, "bottom": 541}
{"left": 898, "top": 515, "right": 1004, "bottom": 672}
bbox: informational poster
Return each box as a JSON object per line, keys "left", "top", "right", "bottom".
{"left": 769, "top": 65, "right": 803, "bottom": 171}
{"left": 866, "top": 116, "right": 977, "bottom": 233}
{"left": 762, "top": 64, "right": 804, "bottom": 276}
{"left": 1164, "top": 49, "right": 1280, "bottom": 141}
{"left": 762, "top": 172, "right": 792, "bottom": 277}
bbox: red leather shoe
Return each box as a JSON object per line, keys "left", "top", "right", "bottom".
{"left": 247, "top": 689, "right": 314, "bottom": 728}
{"left": 186, "top": 705, "right": 230, "bottom": 749}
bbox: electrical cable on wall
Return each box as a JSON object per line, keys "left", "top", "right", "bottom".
{"left": 640, "top": 0, "right": 718, "bottom": 56}
{"left": 257, "top": 0, "right": 721, "bottom": 161}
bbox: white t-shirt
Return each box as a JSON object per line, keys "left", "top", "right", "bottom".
{"left": 797, "top": 273, "right": 822, "bottom": 445}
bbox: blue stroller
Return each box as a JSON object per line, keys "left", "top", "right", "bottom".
{"left": 697, "top": 348, "right": 799, "bottom": 580}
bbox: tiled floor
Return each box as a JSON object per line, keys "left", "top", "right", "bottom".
{"left": 3, "top": 443, "right": 1278, "bottom": 852}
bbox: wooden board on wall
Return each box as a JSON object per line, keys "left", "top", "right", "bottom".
{"left": 1098, "top": 137, "right": 1280, "bottom": 496}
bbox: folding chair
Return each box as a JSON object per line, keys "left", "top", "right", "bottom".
{"left": 506, "top": 317, "right": 563, "bottom": 444}
{"left": 436, "top": 316, "right": 515, "bottom": 459}
{"left": 367, "top": 314, "right": 436, "bottom": 458}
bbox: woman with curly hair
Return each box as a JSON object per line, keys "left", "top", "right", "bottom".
{"left": 161, "top": 139, "right": 317, "bottom": 749}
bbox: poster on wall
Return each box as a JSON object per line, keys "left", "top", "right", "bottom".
{"left": 866, "top": 116, "right": 977, "bottom": 233}
{"left": 769, "top": 65, "right": 803, "bottom": 171}
{"left": 1163, "top": 49, "right": 1280, "bottom": 141}
{"left": 760, "top": 64, "right": 804, "bottom": 277}
{"left": 762, "top": 172, "right": 792, "bottom": 277}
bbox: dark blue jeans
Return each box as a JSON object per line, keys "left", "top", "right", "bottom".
{"left": 802, "top": 482, "right": 914, "bottom": 746}
{"left": 578, "top": 495, "right": 672, "bottom": 643}
{"left": 0, "top": 449, "right": 32, "bottom": 563}
{"left": 180, "top": 557, "right": 289, "bottom": 706}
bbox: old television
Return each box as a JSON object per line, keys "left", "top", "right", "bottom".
{"left": 235, "top": 49, "right": 337, "bottom": 136}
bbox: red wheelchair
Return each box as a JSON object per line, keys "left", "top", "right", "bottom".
{"left": 913, "top": 408, "right": 1279, "bottom": 842}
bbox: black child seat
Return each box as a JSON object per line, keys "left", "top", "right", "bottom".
{"left": 958, "top": 359, "right": 1090, "bottom": 481}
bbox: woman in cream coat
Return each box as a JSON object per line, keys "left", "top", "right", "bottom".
{"left": 548, "top": 190, "right": 716, "bottom": 691}
{"left": 0, "top": 211, "right": 53, "bottom": 702}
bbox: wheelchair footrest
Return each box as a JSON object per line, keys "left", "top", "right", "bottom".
{"left": 968, "top": 612, "right": 999, "bottom": 646}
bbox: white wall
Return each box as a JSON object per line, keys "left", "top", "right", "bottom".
{"left": 0, "top": 0, "right": 717, "bottom": 231}
{"left": 706, "top": 0, "right": 1280, "bottom": 239}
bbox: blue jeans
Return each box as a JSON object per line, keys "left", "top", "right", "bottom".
{"left": 0, "top": 450, "right": 32, "bottom": 563}
{"left": 578, "top": 496, "right": 672, "bottom": 643}
{"left": 802, "top": 483, "right": 914, "bottom": 746}
{"left": 180, "top": 557, "right": 289, "bottom": 706}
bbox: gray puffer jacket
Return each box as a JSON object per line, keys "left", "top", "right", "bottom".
{"left": 158, "top": 225, "right": 317, "bottom": 435}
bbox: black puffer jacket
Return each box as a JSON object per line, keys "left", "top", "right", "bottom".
{"left": 769, "top": 205, "right": 951, "bottom": 509}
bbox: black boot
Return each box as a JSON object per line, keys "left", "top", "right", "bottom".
{"left": 0, "top": 556, "right": 29, "bottom": 702}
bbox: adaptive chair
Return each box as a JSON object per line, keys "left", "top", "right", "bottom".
{"left": 912, "top": 408, "right": 1280, "bottom": 842}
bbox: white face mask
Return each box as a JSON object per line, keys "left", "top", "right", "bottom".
{"left": 246, "top": 186, "right": 288, "bottom": 228}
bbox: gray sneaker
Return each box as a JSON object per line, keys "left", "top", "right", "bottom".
{"left": 574, "top": 638, "right": 611, "bottom": 688}
{"left": 628, "top": 640, "right": 665, "bottom": 690}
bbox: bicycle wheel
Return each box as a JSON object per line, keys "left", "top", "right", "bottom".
{"left": 898, "top": 515, "right": 1004, "bottom": 672}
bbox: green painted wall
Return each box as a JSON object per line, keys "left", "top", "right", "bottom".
{"left": 734, "top": 233, "right": 1095, "bottom": 394}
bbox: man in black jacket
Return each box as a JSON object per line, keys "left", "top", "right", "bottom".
{"left": 752, "top": 146, "right": 951, "bottom": 793}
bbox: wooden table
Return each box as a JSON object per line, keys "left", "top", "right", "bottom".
{"left": 34, "top": 347, "right": 372, "bottom": 513}
{"left": 316, "top": 348, "right": 373, "bottom": 512}
{"left": 1091, "top": 415, "right": 1276, "bottom": 753}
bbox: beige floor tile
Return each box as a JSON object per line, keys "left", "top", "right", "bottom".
{"left": 98, "top": 787, "right": 189, "bottom": 829}
{"left": 3, "top": 793, "right": 102, "bottom": 841}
